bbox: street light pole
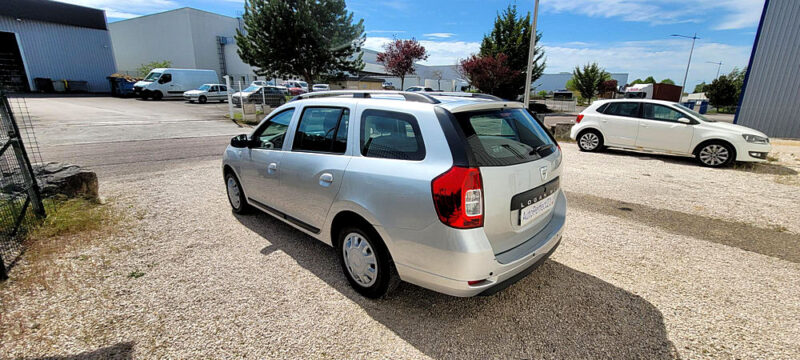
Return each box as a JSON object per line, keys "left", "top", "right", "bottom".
{"left": 671, "top": 33, "right": 699, "bottom": 97}
{"left": 707, "top": 61, "right": 723, "bottom": 79}
{"left": 523, "top": 0, "right": 540, "bottom": 107}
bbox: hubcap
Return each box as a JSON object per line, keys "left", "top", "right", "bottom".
{"left": 342, "top": 232, "right": 377, "bottom": 287}
{"left": 580, "top": 133, "right": 599, "bottom": 150}
{"left": 699, "top": 144, "right": 729, "bottom": 166}
{"left": 226, "top": 177, "right": 241, "bottom": 209}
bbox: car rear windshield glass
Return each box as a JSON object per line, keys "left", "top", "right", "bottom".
{"left": 454, "top": 108, "right": 555, "bottom": 166}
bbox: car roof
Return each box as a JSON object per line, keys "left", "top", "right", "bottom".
{"left": 284, "top": 91, "right": 523, "bottom": 113}
{"left": 595, "top": 98, "right": 679, "bottom": 106}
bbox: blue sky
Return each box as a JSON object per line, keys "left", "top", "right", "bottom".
{"left": 60, "top": 0, "right": 765, "bottom": 89}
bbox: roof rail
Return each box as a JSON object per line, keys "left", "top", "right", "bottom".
{"left": 425, "top": 92, "right": 504, "bottom": 101}
{"left": 291, "top": 90, "right": 440, "bottom": 104}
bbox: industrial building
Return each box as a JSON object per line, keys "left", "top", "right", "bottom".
{"left": 735, "top": 0, "right": 800, "bottom": 138}
{"left": 0, "top": 0, "right": 117, "bottom": 92}
{"left": 534, "top": 72, "right": 629, "bottom": 93}
{"left": 109, "top": 8, "right": 257, "bottom": 84}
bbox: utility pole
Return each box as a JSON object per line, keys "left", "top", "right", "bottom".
{"left": 523, "top": 0, "right": 540, "bottom": 107}
{"left": 671, "top": 33, "right": 699, "bottom": 97}
{"left": 706, "top": 61, "right": 723, "bottom": 79}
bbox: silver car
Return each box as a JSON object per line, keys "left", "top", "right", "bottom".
{"left": 222, "top": 91, "right": 566, "bottom": 298}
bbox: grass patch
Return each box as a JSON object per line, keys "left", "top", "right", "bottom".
{"left": 2, "top": 197, "right": 123, "bottom": 289}
{"left": 127, "top": 270, "right": 145, "bottom": 279}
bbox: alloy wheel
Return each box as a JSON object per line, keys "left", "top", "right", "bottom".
{"left": 580, "top": 132, "right": 599, "bottom": 150}
{"left": 699, "top": 144, "right": 730, "bottom": 166}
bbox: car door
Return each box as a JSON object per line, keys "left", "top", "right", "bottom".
{"left": 208, "top": 85, "right": 219, "bottom": 99}
{"left": 635, "top": 103, "right": 695, "bottom": 153}
{"left": 218, "top": 85, "right": 228, "bottom": 100}
{"left": 277, "top": 106, "right": 352, "bottom": 233}
{"left": 239, "top": 108, "right": 295, "bottom": 211}
{"left": 597, "top": 102, "right": 642, "bottom": 147}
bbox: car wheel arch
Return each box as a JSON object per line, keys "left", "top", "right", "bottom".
{"left": 577, "top": 127, "right": 605, "bottom": 141}
{"left": 692, "top": 138, "right": 737, "bottom": 158}
{"left": 223, "top": 165, "right": 247, "bottom": 199}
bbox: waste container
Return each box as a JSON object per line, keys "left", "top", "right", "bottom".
{"left": 34, "top": 78, "right": 54, "bottom": 93}
{"left": 52, "top": 80, "right": 67, "bottom": 92}
{"left": 66, "top": 80, "right": 89, "bottom": 93}
{"left": 681, "top": 101, "right": 695, "bottom": 110}
{"left": 697, "top": 100, "right": 709, "bottom": 114}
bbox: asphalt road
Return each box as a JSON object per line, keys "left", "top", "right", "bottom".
{"left": 15, "top": 95, "right": 248, "bottom": 178}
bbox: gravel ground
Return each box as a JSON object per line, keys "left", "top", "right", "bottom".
{"left": 1, "top": 143, "right": 799, "bottom": 359}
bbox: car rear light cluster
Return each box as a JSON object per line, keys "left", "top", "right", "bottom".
{"left": 431, "top": 167, "right": 484, "bottom": 229}
{"left": 575, "top": 114, "right": 584, "bottom": 123}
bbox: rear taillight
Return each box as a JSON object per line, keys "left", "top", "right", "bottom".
{"left": 576, "top": 114, "right": 584, "bottom": 123}
{"left": 431, "top": 167, "right": 484, "bottom": 229}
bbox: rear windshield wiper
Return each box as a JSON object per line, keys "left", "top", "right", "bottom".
{"left": 529, "top": 144, "right": 555, "bottom": 156}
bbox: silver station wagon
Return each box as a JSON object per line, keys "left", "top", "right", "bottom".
{"left": 222, "top": 91, "right": 566, "bottom": 298}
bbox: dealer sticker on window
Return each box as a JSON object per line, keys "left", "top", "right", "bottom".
{"left": 519, "top": 194, "right": 556, "bottom": 226}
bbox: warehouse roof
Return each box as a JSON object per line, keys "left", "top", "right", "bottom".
{"left": 0, "top": 0, "right": 108, "bottom": 30}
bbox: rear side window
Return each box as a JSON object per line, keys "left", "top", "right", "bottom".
{"left": 360, "top": 109, "right": 425, "bottom": 160}
{"left": 454, "top": 108, "right": 555, "bottom": 166}
{"left": 603, "top": 102, "right": 640, "bottom": 117}
{"left": 293, "top": 107, "right": 349, "bottom": 153}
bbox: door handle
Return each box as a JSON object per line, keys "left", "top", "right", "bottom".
{"left": 268, "top": 162, "right": 278, "bottom": 174}
{"left": 319, "top": 173, "right": 334, "bottom": 186}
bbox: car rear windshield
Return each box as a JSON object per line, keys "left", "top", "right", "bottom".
{"left": 453, "top": 108, "right": 555, "bottom": 166}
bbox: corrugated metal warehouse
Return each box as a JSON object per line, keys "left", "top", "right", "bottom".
{"left": 0, "top": 0, "right": 117, "bottom": 93}
{"left": 735, "top": 0, "right": 800, "bottom": 138}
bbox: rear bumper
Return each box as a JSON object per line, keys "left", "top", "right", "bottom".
{"left": 393, "top": 190, "right": 567, "bottom": 297}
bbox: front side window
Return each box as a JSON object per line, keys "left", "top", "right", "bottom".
{"left": 292, "top": 107, "right": 349, "bottom": 153}
{"left": 360, "top": 110, "right": 425, "bottom": 160}
{"left": 603, "top": 102, "right": 640, "bottom": 117}
{"left": 158, "top": 73, "right": 172, "bottom": 84}
{"left": 454, "top": 108, "right": 555, "bottom": 166}
{"left": 253, "top": 109, "right": 294, "bottom": 150}
{"left": 642, "top": 103, "right": 683, "bottom": 122}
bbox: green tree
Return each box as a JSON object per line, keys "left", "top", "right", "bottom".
{"left": 693, "top": 82, "right": 707, "bottom": 93}
{"left": 570, "top": 63, "right": 610, "bottom": 102}
{"left": 235, "top": 0, "right": 365, "bottom": 85}
{"left": 136, "top": 60, "right": 171, "bottom": 77}
{"left": 629, "top": 78, "right": 643, "bottom": 85}
{"left": 479, "top": 4, "right": 545, "bottom": 99}
{"left": 659, "top": 78, "right": 675, "bottom": 85}
{"left": 705, "top": 75, "right": 738, "bottom": 111}
{"left": 537, "top": 90, "right": 548, "bottom": 98}
{"left": 643, "top": 76, "right": 657, "bottom": 84}
{"left": 727, "top": 67, "right": 747, "bottom": 99}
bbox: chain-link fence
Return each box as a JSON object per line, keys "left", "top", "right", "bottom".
{"left": 0, "top": 91, "right": 47, "bottom": 280}
{"left": 531, "top": 99, "right": 578, "bottom": 114}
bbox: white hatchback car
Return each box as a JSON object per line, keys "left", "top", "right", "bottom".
{"left": 570, "top": 99, "right": 771, "bottom": 167}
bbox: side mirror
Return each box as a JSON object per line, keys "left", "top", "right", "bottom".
{"left": 677, "top": 117, "right": 692, "bottom": 124}
{"left": 230, "top": 134, "right": 250, "bottom": 148}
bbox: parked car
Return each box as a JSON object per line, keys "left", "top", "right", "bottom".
{"left": 570, "top": 99, "right": 772, "bottom": 167}
{"left": 405, "top": 86, "right": 435, "bottom": 92}
{"left": 283, "top": 81, "right": 309, "bottom": 93}
{"left": 134, "top": 68, "right": 218, "bottom": 100}
{"left": 183, "top": 84, "right": 229, "bottom": 103}
{"left": 250, "top": 80, "right": 269, "bottom": 87}
{"left": 312, "top": 84, "right": 330, "bottom": 92}
{"left": 287, "top": 86, "right": 307, "bottom": 96}
{"left": 222, "top": 90, "right": 565, "bottom": 298}
{"left": 231, "top": 85, "right": 287, "bottom": 107}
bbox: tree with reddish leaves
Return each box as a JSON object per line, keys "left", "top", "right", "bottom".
{"left": 458, "top": 53, "right": 523, "bottom": 100}
{"left": 376, "top": 38, "right": 428, "bottom": 90}
{"left": 598, "top": 79, "right": 618, "bottom": 98}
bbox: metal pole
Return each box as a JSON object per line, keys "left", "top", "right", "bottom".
{"left": 238, "top": 81, "right": 245, "bottom": 121}
{"left": 523, "top": 0, "right": 540, "bottom": 107}
{"left": 679, "top": 33, "right": 697, "bottom": 97}
{"left": 225, "top": 75, "right": 233, "bottom": 120}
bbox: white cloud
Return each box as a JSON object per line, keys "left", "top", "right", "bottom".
{"left": 364, "top": 36, "right": 480, "bottom": 66}
{"left": 540, "top": 0, "right": 764, "bottom": 30}
{"left": 423, "top": 33, "right": 456, "bottom": 39}
{"left": 53, "top": 0, "right": 178, "bottom": 19}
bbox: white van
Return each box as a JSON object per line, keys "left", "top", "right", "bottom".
{"left": 134, "top": 68, "right": 219, "bottom": 100}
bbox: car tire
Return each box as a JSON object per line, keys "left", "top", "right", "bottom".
{"left": 577, "top": 129, "right": 604, "bottom": 152}
{"left": 696, "top": 141, "right": 735, "bottom": 168}
{"left": 338, "top": 225, "right": 399, "bottom": 298}
{"left": 198, "top": 95, "right": 207, "bottom": 104}
{"left": 141, "top": 91, "right": 150, "bottom": 100}
{"left": 152, "top": 91, "right": 163, "bottom": 101}
{"left": 225, "top": 172, "right": 252, "bottom": 214}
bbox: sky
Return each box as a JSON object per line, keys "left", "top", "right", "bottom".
{"left": 58, "top": 0, "right": 765, "bottom": 89}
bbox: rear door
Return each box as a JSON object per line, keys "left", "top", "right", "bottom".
{"left": 597, "top": 102, "right": 642, "bottom": 146}
{"left": 635, "top": 103, "right": 694, "bottom": 153}
{"left": 452, "top": 107, "right": 562, "bottom": 255}
{"left": 277, "top": 106, "right": 352, "bottom": 233}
